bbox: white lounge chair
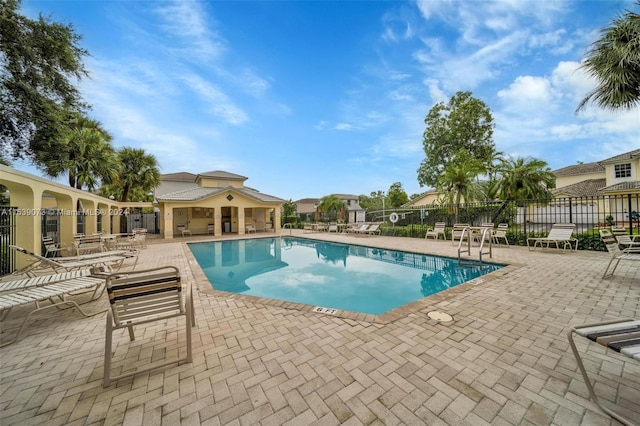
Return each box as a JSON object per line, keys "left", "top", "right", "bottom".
{"left": 103, "top": 266, "right": 194, "bottom": 387}
{"left": 246, "top": 224, "right": 257, "bottom": 233}
{"left": 425, "top": 222, "right": 446, "bottom": 240}
{"left": 365, "top": 223, "right": 381, "bottom": 235}
{"left": 0, "top": 274, "right": 106, "bottom": 346}
{"left": 600, "top": 230, "right": 640, "bottom": 278}
{"left": 0, "top": 269, "right": 93, "bottom": 292}
{"left": 349, "top": 223, "right": 369, "bottom": 234}
{"left": 9, "top": 245, "right": 135, "bottom": 276}
{"left": 615, "top": 234, "right": 640, "bottom": 253}
{"left": 526, "top": 223, "right": 577, "bottom": 252}
{"left": 568, "top": 318, "right": 639, "bottom": 426}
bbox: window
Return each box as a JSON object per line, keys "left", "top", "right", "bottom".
{"left": 614, "top": 163, "right": 631, "bottom": 178}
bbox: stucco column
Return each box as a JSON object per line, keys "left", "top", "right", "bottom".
{"left": 163, "top": 208, "right": 174, "bottom": 239}
{"left": 274, "top": 207, "right": 281, "bottom": 232}
{"left": 7, "top": 185, "right": 40, "bottom": 258}
{"left": 238, "top": 211, "right": 245, "bottom": 235}
{"left": 57, "top": 196, "right": 75, "bottom": 248}
{"left": 214, "top": 211, "right": 222, "bottom": 236}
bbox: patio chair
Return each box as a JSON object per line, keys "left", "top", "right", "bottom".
{"left": 0, "top": 274, "right": 106, "bottom": 347}
{"left": 177, "top": 224, "right": 191, "bottom": 237}
{"left": 246, "top": 224, "right": 257, "bottom": 233}
{"left": 615, "top": 234, "right": 640, "bottom": 253}
{"left": 42, "top": 236, "right": 72, "bottom": 258}
{"left": 328, "top": 224, "right": 338, "bottom": 233}
{"left": 568, "top": 318, "right": 639, "bottom": 426}
{"left": 0, "top": 269, "right": 92, "bottom": 292}
{"left": 365, "top": 223, "right": 381, "bottom": 236}
{"left": 347, "top": 223, "right": 368, "bottom": 234}
{"left": 526, "top": 223, "right": 578, "bottom": 252}
{"left": 9, "top": 245, "right": 134, "bottom": 277}
{"left": 425, "top": 222, "right": 446, "bottom": 240}
{"left": 599, "top": 230, "right": 640, "bottom": 278}
{"left": 492, "top": 223, "right": 510, "bottom": 246}
{"left": 103, "top": 266, "right": 194, "bottom": 387}
{"left": 451, "top": 223, "right": 470, "bottom": 246}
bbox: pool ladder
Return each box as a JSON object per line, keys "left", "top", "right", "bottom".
{"left": 280, "top": 223, "right": 294, "bottom": 236}
{"left": 457, "top": 226, "right": 492, "bottom": 266}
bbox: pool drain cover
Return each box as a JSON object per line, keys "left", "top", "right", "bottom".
{"left": 427, "top": 311, "right": 453, "bottom": 323}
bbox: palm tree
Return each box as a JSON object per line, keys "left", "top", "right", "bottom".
{"left": 37, "top": 113, "right": 118, "bottom": 190}
{"left": 114, "top": 148, "right": 161, "bottom": 202}
{"left": 437, "top": 149, "right": 486, "bottom": 222}
{"left": 577, "top": 2, "right": 640, "bottom": 112}
{"left": 317, "top": 195, "right": 346, "bottom": 222}
{"left": 491, "top": 157, "right": 556, "bottom": 201}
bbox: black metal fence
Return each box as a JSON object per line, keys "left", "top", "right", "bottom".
{"left": 365, "top": 194, "right": 640, "bottom": 251}
{"left": 0, "top": 206, "right": 16, "bottom": 275}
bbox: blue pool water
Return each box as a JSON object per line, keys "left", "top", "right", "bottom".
{"left": 188, "top": 237, "right": 502, "bottom": 315}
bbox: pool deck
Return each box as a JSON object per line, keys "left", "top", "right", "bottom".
{"left": 1, "top": 230, "right": 638, "bottom": 425}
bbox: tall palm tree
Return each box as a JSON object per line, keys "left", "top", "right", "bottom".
{"left": 115, "top": 147, "right": 161, "bottom": 202}
{"left": 577, "top": 2, "right": 640, "bottom": 112}
{"left": 437, "top": 149, "right": 485, "bottom": 222}
{"left": 491, "top": 157, "right": 556, "bottom": 201}
{"left": 37, "top": 113, "right": 118, "bottom": 190}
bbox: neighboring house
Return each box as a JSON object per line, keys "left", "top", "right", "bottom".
{"left": 155, "top": 170, "right": 285, "bottom": 238}
{"left": 293, "top": 194, "right": 365, "bottom": 223}
{"left": 293, "top": 198, "right": 319, "bottom": 221}
{"left": 403, "top": 189, "right": 442, "bottom": 208}
{"left": 551, "top": 149, "right": 640, "bottom": 225}
{"left": 552, "top": 149, "right": 640, "bottom": 197}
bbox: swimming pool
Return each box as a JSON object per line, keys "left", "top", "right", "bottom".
{"left": 188, "top": 237, "right": 502, "bottom": 316}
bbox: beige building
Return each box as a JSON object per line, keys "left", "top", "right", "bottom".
{"left": 155, "top": 171, "right": 285, "bottom": 239}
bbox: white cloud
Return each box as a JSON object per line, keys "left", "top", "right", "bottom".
{"left": 497, "top": 75, "right": 552, "bottom": 104}
{"left": 335, "top": 123, "right": 353, "bottom": 131}
{"left": 181, "top": 74, "right": 249, "bottom": 125}
{"left": 153, "top": 0, "right": 226, "bottom": 60}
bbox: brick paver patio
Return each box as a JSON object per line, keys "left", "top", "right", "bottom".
{"left": 1, "top": 230, "right": 638, "bottom": 425}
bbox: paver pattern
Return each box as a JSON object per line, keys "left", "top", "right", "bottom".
{"left": 1, "top": 230, "right": 638, "bottom": 425}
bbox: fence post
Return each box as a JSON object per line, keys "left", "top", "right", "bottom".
{"left": 569, "top": 198, "right": 573, "bottom": 224}
{"left": 628, "top": 194, "right": 633, "bottom": 235}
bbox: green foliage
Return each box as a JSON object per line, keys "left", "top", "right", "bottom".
{"left": 0, "top": 0, "right": 89, "bottom": 160}
{"left": 418, "top": 91, "right": 495, "bottom": 188}
{"left": 491, "top": 156, "right": 555, "bottom": 201}
{"left": 577, "top": 2, "right": 640, "bottom": 111}
{"left": 387, "top": 182, "right": 409, "bottom": 207}
{"left": 282, "top": 199, "right": 297, "bottom": 217}
{"left": 37, "top": 112, "right": 118, "bottom": 190}
{"left": 317, "top": 195, "right": 346, "bottom": 221}
{"left": 605, "top": 215, "right": 614, "bottom": 226}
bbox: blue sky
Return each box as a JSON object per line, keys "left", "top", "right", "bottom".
{"left": 16, "top": 0, "right": 640, "bottom": 201}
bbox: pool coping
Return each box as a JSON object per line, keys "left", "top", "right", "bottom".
{"left": 182, "top": 235, "right": 523, "bottom": 324}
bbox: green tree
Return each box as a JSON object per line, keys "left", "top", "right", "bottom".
{"left": 113, "top": 148, "right": 161, "bottom": 202}
{"left": 437, "top": 149, "right": 486, "bottom": 220}
{"left": 577, "top": 2, "right": 640, "bottom": 112}
{"left": 359, "top": 191, "right": 384, "bottom": 210}
{"left": 387, "top": 182, "right": 409, "bottom": 207}
{"left": 282, "top": 199, "right": 297, "bottom": 217}
{"left": 491, "top": 156, "right": 556, "bottom": 201}
{"left": 317, "top": 195, "right": 346, "bottom": 222}
{"left": 418, "top": 91, "right": 495, "bottom": 188}
{"left": 37, "top": 113, "right": 118, "bottom": 190}
{"left": 0, "top": 0, "right": 89, "bottom": 161}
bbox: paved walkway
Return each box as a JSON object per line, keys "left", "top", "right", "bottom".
{"left": 1, "top": 231, "right": 638, "bottom": 425}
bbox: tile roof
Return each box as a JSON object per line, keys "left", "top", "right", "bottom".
{"left": 552, "top": 178, "right": 606, "bottom": 197}
{"left": 553, "top": 162, "right": 604, "bottom": 177}
{"left": 157, "top": 186, "right": 285, "bottom": 203}
{"left": 160, "top": 172, "right": 198, "bottom": 182}
{"left": 599, "top": 149, "right": 640, "bottom": 164}
{"left": 599, "top": 180, "right": 640, "bottom": 192}
{"left": 197, "top": 170, "right": 248, "bottom": 180}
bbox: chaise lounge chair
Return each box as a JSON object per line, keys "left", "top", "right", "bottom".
{"left": 526, "top": 223, "right": 578, "bottom": 252}
{"left": 599, "top": 229, "right": 640, "bottom": 278}
{"left": 568, "top": 318, "right": 639, "bottom": 426}
{"left": 425, "top": 222, "right": 446, "bottom": 240}
{"left": 0, "top": 273, "right": 107, "bottom": 346}
{"left": 9, "top": 245, "right": 135, "bottom": 277}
